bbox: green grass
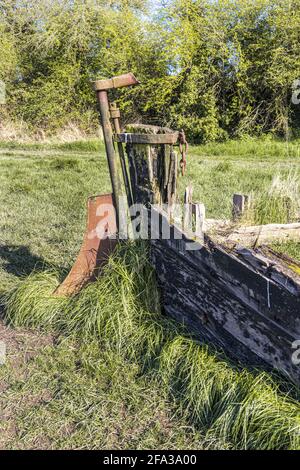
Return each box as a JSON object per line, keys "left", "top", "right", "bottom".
{"left": 1, "top": 137, "right": 300, "bottom": 449}
{"left": 0, "top": 146, "right": 110, "bottom": 293}
{"left": 192, "top": 135, "right": 300, "bottom": 160}
{"left": 0, "top": 139, "right": 104, "bottom": 152}
{"left": 269, "top": 241, "right": 300, "bottom": 263}
{"left": 0, "top": 336, "right": 207, "bottom": 450}
{"left": 2, "top": 242, "right": 300, "bottom": 450}
{"left": 0, "top": 134, "right": 299, "bottom": 157}
{"left": 240, "top": 172, "right": 300, "bottom": 226}
{"left": 180, "top": 143, "right": 300, "bottom": 225}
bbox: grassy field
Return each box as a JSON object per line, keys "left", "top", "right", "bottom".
{"left": 1, "top": 136, "right": 300, "bottom": 293}
{"left": 1, "top": 137, "right": 300, "bottom": 450}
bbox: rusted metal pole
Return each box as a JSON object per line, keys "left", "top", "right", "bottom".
{"left": 93, "top": 73, "right": 139, "bottom": 228}
{"left": 110, "top": 102, "right": 133, "bottom": 208}
{"left": 96, "top": 90, "right": 121, "bottom": 225}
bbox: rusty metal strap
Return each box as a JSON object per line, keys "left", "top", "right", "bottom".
{"left": 114, "top": 133, "right": 179, "bottom": 145}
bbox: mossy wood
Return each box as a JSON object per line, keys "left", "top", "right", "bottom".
{"left": 123, "top": 125, "right": 178, "bottom": 207}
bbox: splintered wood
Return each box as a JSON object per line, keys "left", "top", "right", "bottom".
{"left": 123, "top": 125, "right": 300, "bottom": 384}
{"left": 150, "top": 209, "right": 300, "bottom": 384}
{"left": 124, "top": 126, "right": 178, "bottom": 208}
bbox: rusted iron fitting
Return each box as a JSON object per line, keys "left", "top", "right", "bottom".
{"left": 94, "top": 73, "right": 139, "bottom": 92}
{"left": 178, "top": 129, "right": 188, "bottom": 176}
{"left": 109, "top": 102, "right": 121, "bottom": 120}
{"left": 109, "top": 102, "right": 121, "bottom": 134}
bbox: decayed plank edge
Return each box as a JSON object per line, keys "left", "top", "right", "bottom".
{"left": 150, "top": 207, "right": 300, "bottom": 335}
{"left": 155, "top": 207, "right": 300, "bottom": 294}
{"left": 124, "top": 123, "right": 175, "bottom": 134}
{"left": 215, "top": 222, "right": 300, "bottom": 246}
{"left": 233, "top": 246, "right": 300, "bottom": 295}
{"left": 114, "top": 133, "right": 179, "bottom": 145}
{"left": 151, "top": 241, "right": 299, "bottom": 382}
{"left": 166, "top": 235, "right": 300, "bottom": 336}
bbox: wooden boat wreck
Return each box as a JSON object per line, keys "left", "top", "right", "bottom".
{"left": 57, "top": 73, "right": 300, "bottom": 385}
{"left": 120, "top": 124, "right": 300, "bottom": 385}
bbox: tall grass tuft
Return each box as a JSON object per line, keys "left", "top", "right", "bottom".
{"left": 3, "top": 241, "right": 300, "bottom": 449}
{"left": 159, "top": 336, "right": 300, "bottom": 449}
{"left": 4, "top": 271, "right": 67, "bottom": 329}
{"left": 242, "top": 172, "right": 300, "bottom": 225}
{"left": 60, "top": 243, "right": 178, "bottom": 366}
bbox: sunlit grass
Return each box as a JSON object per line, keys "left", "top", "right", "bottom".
{"left": 1, "top": 139, "right": 300, "bottom": 449}
{"left": 3, "top": 242, "right": 300, "bottom": 450}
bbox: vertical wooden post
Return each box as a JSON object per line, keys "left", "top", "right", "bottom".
{"left": 96, "top": 90, "right": 121, "bottom": 225}
{"left": 110, "top": 102, "right": 133, "bottom": 208}
{"left": 192, "top": 203, "right": 205, "bottom": 241}
{"left": 183, "top": 186, "right": 205, "bottom": 241}
{"left": 166, "top": 150, "right": 178, "bottom": 218}
{"left": 123, "top": 126, "right": 178, "bottom": 208}
{"left": 232, "top": 194, "right": 249, "bottom": 221}
{"left": 183, "top": 186, "right": 193, "bottom": 230}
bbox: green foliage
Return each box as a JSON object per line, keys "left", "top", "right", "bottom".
{"left": 0, "top": 22, "right": 16, "bottom": 81}
{"left": 0, "top": 336, "right": 205, "bottom": 450}
{"left": 0, "top": 0, "right": 299, "bottom": 140}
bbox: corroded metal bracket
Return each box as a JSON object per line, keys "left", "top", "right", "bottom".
{"left": 114, "top": 133, "right": 179, "bottom": 145}
{"left": 93, "top": 73, "right": 139, "bottom": 91}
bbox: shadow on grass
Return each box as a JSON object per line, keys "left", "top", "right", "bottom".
{"left": 0, "top": 244, "right": 65, "bottom": 278}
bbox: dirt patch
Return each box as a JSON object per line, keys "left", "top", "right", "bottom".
{"left": 0, "top": 320, "right": 53, "bottom": 449}
{"left": 0, "top": 320, "right": 53, "bottom": 373}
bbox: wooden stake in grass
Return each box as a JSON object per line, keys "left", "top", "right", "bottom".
{"left": 183, "top": 186, "right": 205, "bottom": 241}
{"left": 183, "top": 185, "right": 193, "bottom": 230}
{"left": 191, "top": 203, "right": 205, "bottom": 242}
{"left": 232, "top": 193, "right": 250, "bottom": 221}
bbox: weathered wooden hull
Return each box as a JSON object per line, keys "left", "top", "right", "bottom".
{"left": 151, "top": 210, "right": 300, "bottom": 384}
{"left": 122, "top": 126, "right": 300, "bottom": 384}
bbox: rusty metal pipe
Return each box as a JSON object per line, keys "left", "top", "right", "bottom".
{"left": 96, "top": 90, "right": 121, "bottom": 227}
{"left": 55, "top": 73, "right": 139, "bottom": 296}
{"left": 94, "top": 73, "right": 139, "bottom": 228}
{"left": 110, "top": 102, "right": 133, "bottom": 208}
{"left": 94, "top": 73, "right": 139, "bottom": 92}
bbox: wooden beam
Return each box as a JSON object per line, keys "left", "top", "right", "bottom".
{"left": 93, "top": 73, "right": 139, "bottom": 91}
{"left": 215, "top": 222, "right": 300, "bottom": 246}
{"left": 183, "top": 186, "right": 193, "bottom": 231}
{"left": 192, "top": 203, "right": 205, "bottom": 242}
{"left": 150, "top": 206, "right": 300, "bottom": 384}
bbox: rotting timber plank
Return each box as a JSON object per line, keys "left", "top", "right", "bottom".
{"left": 125, "top": 142, "right": 177, "bottom": 207}
{"left": 115, "top": 133, "right": 179, "bottom": 145}
{"left": 123, "top": 126, "right": 300, "bottom": 383}
{"left": 214, "top": 222, "right": 300, "bottom": 246}
{"left": 150, "top": 208, "right": 300, "bottom": 384}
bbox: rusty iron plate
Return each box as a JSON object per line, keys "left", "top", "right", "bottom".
{"left": 54, "top": 193, "right": 117, "bottom": 296}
